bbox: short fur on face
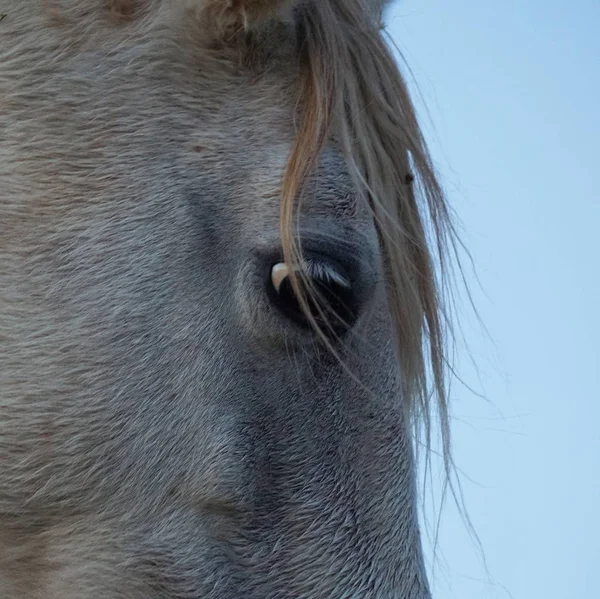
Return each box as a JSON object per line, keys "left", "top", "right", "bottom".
{"left": 0, "top": 1, "right": 455, "bottom": 597}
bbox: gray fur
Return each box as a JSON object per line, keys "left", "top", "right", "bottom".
{"left": 0, "top": 1, "right": 431, "bottom": 597}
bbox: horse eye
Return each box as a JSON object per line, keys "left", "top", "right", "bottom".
{"left": 269, "top": 261, "right": 358, "bottom": 335}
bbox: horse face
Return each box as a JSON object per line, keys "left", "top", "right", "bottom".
{"left": 0, "top": 1, "right": 430, "bottom": 597}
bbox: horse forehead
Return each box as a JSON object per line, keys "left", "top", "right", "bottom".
{"left": 2, "top": 3, "right": 359, "bottom": 225}
{"left": 4, "top": 1, "right": 301, "bottom": 149}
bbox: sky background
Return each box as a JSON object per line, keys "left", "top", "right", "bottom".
{"left": 387, "top": 1, "right": 599, "bottom": 598}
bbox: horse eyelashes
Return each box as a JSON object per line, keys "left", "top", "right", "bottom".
{"left": 269, "top": 260, "right": 358, "bottom": 336}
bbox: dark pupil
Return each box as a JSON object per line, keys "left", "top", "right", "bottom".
{"left": 272, "top": 275, "right": 357, "bottom": 336}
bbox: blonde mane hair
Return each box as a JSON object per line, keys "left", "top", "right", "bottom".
{"left": 276, "top": 0, "right": 457, "bottom": 464}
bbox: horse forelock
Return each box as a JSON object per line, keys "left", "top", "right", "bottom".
{"left": 279, "top": 1, "right": 456, "bottom": 463}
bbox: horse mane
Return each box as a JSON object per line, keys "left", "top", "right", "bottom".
{"left": 277, "top": 0, "right": 457, "bottom": 466}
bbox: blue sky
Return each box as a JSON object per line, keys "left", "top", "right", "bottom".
{"left": 387, "top": 1, "right": 599, "bottom": 597}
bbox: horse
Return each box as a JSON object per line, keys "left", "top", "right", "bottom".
{"left": 0, "top": 1, "right": 459, "bottom": 597}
